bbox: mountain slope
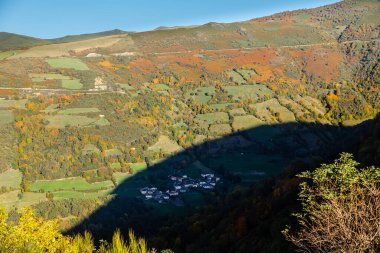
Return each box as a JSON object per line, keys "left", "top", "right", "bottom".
{"left": 48, "top": 29, "right": 129, "bottom": 43}
{"left": 0, "top": 32, "right": 49, "bottom": 50}
{"left": 0, "top": 1, "right": 379, "bottom": 252}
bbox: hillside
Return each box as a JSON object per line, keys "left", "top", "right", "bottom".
{"left": 0, "top": 32, "right": 49, "bottom": 50}
{"left": 49, "top": 29, "right": 129, "bottom": 44}
{"left": 0, "top": 0, "right": 379, "bottom": 252}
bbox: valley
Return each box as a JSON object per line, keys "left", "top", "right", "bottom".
{"left": 0, "top": 0, "right": 379, "bottom": 252}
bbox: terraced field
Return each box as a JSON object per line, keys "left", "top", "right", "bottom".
{"left": 195, "top": 112, "right": 229, "bottom": 124}
{"left": 232, "top": 115, "right": 264, "bottom": 131}
{"left": 0, "top": 169, "right": 22, "bottom": 189}
{"left": 209, "top": 124, "right": 232, "bottom": 135}
{"left": 0, "top": 50, "right": 20, "bottom": 60}
{"left": 0, "top": 110, "right": 13, "bottom": 125}
{"left": 29, "top": 73, "right": 72, "bottom": 82}
{"left": 251, "top": 98, "right": 296, "bottom": 123}
{"left": 117, "top": 83, "right": 135, "bottom": 91}
{"left": 61, "top": 79, "right": 84, "bottom": 89}
{"left": 0, "top": 99, "right": 26, "bottom": 109}
{"left": 148, "top": 135, "right": 183, "bottom": 154}
{"left": 30, "top": 177, "right": 113, "bottom": 192}
{"left": 45, "top": 114, "right": 109, "bottom": 128}
{"left": 186, "top": 87, "right": 216, "bottom": 104}
{"left": 224, "top": 84, "right": 273, "bottom": 101}
{"left": 58, "top": 107, "right": 100, "bottom": 114}
{"left": 47, "top": 58, "right": 89, "bottom": 70}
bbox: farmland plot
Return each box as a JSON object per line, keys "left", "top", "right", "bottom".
{"left": 47, "top": 58, "right": 89, "bottom": 70}
{"left": 195, "top": 112, "right": 229, "bottom": 124}
{"left": 30, "top": 177, "right": 114, "bottom": 192}
{"left": 148, "top": 135, "right": 183, "bottom": 154}
{"left": 224, "top": 84, "right": 273, "bottom": 101}
{"left": 232, "top": 115, "right": 264, "bottom": 131}
{"left": 0, "top": 110, "right": 13, "bottom": 125}
{"left": 251, "top": 98, "right": 296, "bottom": 123}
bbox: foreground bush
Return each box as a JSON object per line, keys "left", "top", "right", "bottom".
{"left": 283, "top": 153, "right": 380, "bottom": 252}
{"left": 0, "top": 207, "right": 171, "bottom": 253}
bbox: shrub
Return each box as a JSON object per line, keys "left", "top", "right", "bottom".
{"left": 283, "top": 153, "right": 380, "bottom": 252}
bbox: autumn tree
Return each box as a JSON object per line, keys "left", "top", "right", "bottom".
{"left": 0, "top": 207, "right": 171, "bottom": 253}
{"left": 283, "top": 153, "right": 380, "bottom": 253}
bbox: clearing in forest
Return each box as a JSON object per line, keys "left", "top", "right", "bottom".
{"left": 195, "top": 112, "right": 229, "bottom": 124}
{"left": 47, "top": 58, "right": 89, "bottom": 70}
{"left": 148, "top": 135, "right": 183, "bottom": 154}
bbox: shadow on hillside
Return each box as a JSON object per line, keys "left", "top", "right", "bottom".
{"left": 67, "top": 119, "right": 372, "bottom": 245}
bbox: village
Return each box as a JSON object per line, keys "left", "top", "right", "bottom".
{"left": 139, "top": 173, "right": 220, "bottom": 203}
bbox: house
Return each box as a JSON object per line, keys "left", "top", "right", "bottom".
{"left": 140, "top": 188, "right": 148, "bottom": 194}
{"left": 141, "top": 173, "right": 221, "bottom": 203}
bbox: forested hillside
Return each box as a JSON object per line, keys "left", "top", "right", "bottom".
{"left": 0, "top": 0, "right": 379, "bottom": 252}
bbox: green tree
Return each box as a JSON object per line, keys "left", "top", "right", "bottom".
{"left": 283, "top": 153, "right": 380, "bottom": 252}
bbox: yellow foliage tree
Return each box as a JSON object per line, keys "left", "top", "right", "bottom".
{"left": 0, "top": 207, "right": 171, "bottom": 253}
{"left": 0, "top": 207, "right": 71, "bottom": 252}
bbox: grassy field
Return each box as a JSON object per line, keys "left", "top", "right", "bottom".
{"left": 110, "top": 163, "right": 121, "bottom": 169}
{"left": 252, "top": 98, "right": 296, "bottom": 123}
{"left": 47, "top": 58, "right": 89, "bottom": 70}
{"left": 236, "top": 69, "right": 257, "bottom": 80}
{"left": 209, "top": 103, "right": 234, "bottom": 110}
{"left": 58, "top": 107, "right": 100, "bottom": 114}
{"left": 45, "top": 115, "right": 97, "bottom": 128}
{"left": 30, "top": 177, "right": 114, "bottom": 192}
{"left": 0, "top": 191, "right": 49, "bottom": 210}
{"left": 278, "top": 97, "right": 312, "bottom": 121}
{"left": 29, "top": 73, "right": 72, "bottom": 82}
{"left": 114, "top": 172, "right": 132, "bottom": 184}
{"left": 62, "top": 79, "right": 84, "bottom": 89}
{"left": 0, "top": 110, "right": 13, "bottom": 125}
{"left": 10, "top": 35, "right": 123, "bottom": 58}
{"left": 229, "top": 108, "right": 246, "bottom": 116}
{"left": 129, "top": 162, "right": 148, "bottom": 173}
{"left": 53, "top": 189, "right": 111, "bottom": 200}
{"left": 293, "top": 95, "right": 326, "bottom": 117}
{"left": 82, "top": 144, "right": 101, "bottom": 156}
{"left": 0, "top": 99, "right": 26, "bottom": 109}
{"left": 232, "top": 115, "right": 264, "bottom": 131}
{"left": 148, "top": 135, "right": 183, "bottom": 154}
{"left": 0, "top": 50, "right": 20, "bottom": 60}
{"left": 209, "top": 124, "right": 232, "bottom": 136}
{"left": 195, "top": 112, "right": 229, "bottom": 124}
{"left": 224, "top": 85, "right": 273, "bottom": 101}
{"left": 0, "top": 169, "right": 22, "bottom": 188}
{"left": 18, "top": 192, "right": 48, "bottom": 208}
{"left": 186, "top": 86, "right": 216, "bottom": 104}
{"left": 226, "top": 70, "right": 246, "bottom": 84}
{"left": 153, "top": 83, "right": 170, "bottom": 90}
{"left": 41, "top": 104, "right": 59, "bottom": 113}
{"left": 104, "top": 148, "right": 122, "bottom": 157}
{"left": 93, "top": 117, "right": 110, "bottom": 126}
{"left": 117, "top": 83, "right": 135, "bottom": 91}
{"left": 0, "top": 190, "right": 20, "bottom": 209}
